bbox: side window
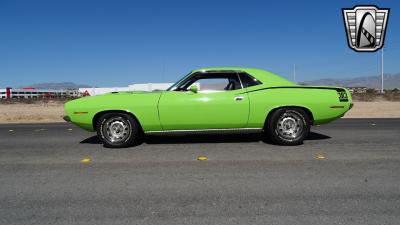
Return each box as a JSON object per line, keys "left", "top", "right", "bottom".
{"left": 239, "top": 72, "right": 262, "bottom": 88}
{"left": 176, "top": 73, "right": 242, "bottom": 92}
{"left": 196, "top": 78, "right": 230, "bottom": 91}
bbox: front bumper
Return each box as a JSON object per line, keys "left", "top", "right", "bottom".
{"left": 63, "top": 115, "right": 71, "bottom": 122}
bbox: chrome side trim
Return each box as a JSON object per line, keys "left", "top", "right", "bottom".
{"left": 145, "top": 128, "right": 263, "bottom": 134}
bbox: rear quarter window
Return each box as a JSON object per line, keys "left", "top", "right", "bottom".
{"left": 239, "top": 72, "right": 262, "bottom": 88}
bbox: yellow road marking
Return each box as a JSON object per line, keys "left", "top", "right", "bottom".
{"left": 81, "top": 157, "right": 91, "bottom": 164}
{"left": 315, "top": 152, "right": 326, "bottom": 160}
{"left": 197, "top": 155, "right": 208, "bottom": 161}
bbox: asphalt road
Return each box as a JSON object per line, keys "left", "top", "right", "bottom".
{"left": 0, "top": 119, "right": 400, "bottom": 225}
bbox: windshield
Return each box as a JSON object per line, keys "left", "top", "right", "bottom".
{"left": 166, "top": 71, "right": 193, "bottom": 91}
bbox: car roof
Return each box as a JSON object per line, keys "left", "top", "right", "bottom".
{"left": 193, "top": 67, "right": 261, "bottom": 73}
{"left": 192, "top": 67, "right": 296, "bottom": 87}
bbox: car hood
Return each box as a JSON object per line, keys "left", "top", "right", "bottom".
{"left": 103, "top": 90, "right": 166, "bottom": 95}
{"left": 64, "top": 90, "right": 165, "bottom": 113}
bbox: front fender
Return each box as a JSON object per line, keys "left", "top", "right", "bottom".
{"left": 64, "top": 92, "right": 163, "bottom": 132}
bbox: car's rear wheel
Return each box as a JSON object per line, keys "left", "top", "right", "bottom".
{"left": 96, "top": 112, "right": 141, "bottom": 148}
{"left": 265, "top": 108, "right": 310, "bottom": 145}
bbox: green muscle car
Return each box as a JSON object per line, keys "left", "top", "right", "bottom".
{"left": 64, "top": 68, "right": 352, "bottom": 147}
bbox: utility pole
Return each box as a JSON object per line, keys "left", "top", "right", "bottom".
{"left": 381, "top": 48, "right": 384, "bottom": 93}
{"left": 162, "top": 63, "right": 165, "bottom": 82}
{"left": 293, "top": 64, "right": 296, "bottom": 83}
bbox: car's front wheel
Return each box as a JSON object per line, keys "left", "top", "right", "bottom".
{"left": 265, "top": 108, "right": 310, "bottom": 145}
{"left": 96, "top": 112, "right": 141, "bottom": 148}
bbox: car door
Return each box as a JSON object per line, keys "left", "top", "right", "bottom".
{"left": 158, "top": 72, "right": 249, "bottom": 130}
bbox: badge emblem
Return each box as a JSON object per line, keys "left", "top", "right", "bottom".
{"left": 342, "top": 5, "right": 389, "bottom": 52}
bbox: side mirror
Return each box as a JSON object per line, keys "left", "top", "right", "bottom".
{"left": 189, "top": 85, "right": 198, "bottom": 93}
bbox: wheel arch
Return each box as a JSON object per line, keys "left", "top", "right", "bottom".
{"left": 264, "top": 106, "right": 314, "bottom": 128}
{"left": 92, "top": 110, "right": 144, "bottom": 132}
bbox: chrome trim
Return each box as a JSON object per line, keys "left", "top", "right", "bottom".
{"left": 103, "top": 116, "right": 131, "bottom": 143}
{"left": 276, "top": 111, "right": 303, "bottom": 140}
{"left": 170, "top": 70, "right": 246, "bottom": 92}
{"left": 145, "top": 128, "right": 262, "bottom": 134}
{"left": 236, "top": 72, "right": 244, "bottom": 89}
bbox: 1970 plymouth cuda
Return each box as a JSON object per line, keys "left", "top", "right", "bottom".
{"left": 64, "top": 68, "right": 352, "bottom": 147}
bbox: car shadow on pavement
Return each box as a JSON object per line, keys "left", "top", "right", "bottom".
{"left": 80, "top": 131, "right": 330, "bottom": 145}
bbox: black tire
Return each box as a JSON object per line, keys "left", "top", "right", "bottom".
{"left": 264, "top": 108, "right": 310, "bottom": 145}
{"left": 96, "top": 112, "right": 141, "bottom": 148}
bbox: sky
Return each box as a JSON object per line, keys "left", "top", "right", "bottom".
{"left": 0, "top": 0, "right": 399, "bottom": 87}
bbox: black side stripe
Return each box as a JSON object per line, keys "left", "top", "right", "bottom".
{"left": 240, "top": 86, "right": 345, "bottom": 94}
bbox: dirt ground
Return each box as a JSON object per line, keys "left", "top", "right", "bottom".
{"left": 0, "top": 102, "right": 65, "bottom": 123}
{"left": 0, "top": 101, "right": 399, "bottom": 124}
{"left": 343, "top": 101, "right": 400, "bottom": 118}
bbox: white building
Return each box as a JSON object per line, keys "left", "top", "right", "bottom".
{"left": 1, "top": 83, "right": 176, "bottom": 99}
{"left": 78, "top": 83, "right": 174, "bottom": 96}
{"left": 129, "top": 83, "right": 173, "bottom": 92}
{"left": 0, "top": 87, "right": 79, "bottom": 99}
{"left": 0, "top": 89, "right": 6, "bottom": 99}
{"left": 78, "top": 87, "right": 131, "bottom": 96}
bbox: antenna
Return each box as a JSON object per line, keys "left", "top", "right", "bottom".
{"left": 293, "top": 64, "right": 297, "bottom": 83}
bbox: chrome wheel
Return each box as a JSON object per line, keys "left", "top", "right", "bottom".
{"left": 276, "top": 112, "right": 304, "bottom": 140}
{"left": 103, "top": 117, "right": 131, "bottom": 143}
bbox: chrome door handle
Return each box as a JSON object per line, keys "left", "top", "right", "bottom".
{"left": 234, "top": 96, "right": 244, "bottom": 101}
